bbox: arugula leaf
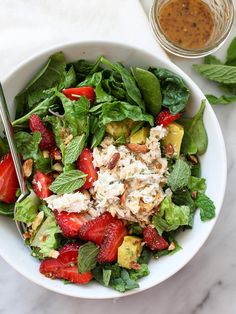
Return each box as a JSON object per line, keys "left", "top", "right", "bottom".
{"left": 188, "top": 176, "right": 206, "bottom": 193}
{"left": 101, "top": 101, "right": 154, "bottom": 126}
{"left": 15, "top": 192, "right": 40, "bottom": 224}
{"left": 226, "top": 37, "right": 236, "bottom": 66}
{"left": 64, "top": 134, "right": 86, "bottom": 164}
{"left": 195, "top": 192, "right": 215, "bottom": 221}
{"left": 31, "top": 216, "right": 61, "bottom": 258}
{"left": 78, "top": 242, "right": 99, "bottom": 273}
{"left": 204, "top": 55, "right": 222, "bottom": 65}
{"left": 206, "top": 94, "right": 236, "bottom": 105}
{"left": 133, "top": 67, "right": 162, "bottom": 116}
{"left": 149, "top": 67, "right": 190, "bottom": 114}
{"left": 49, "top": 170, "right": 87, "bottom": 194}
{"left": 193, "top": 64, "right": 236, "bottom": 84}
{"left": 167, "top": 159, "right": 191, "bottom": 192}
{"left": 15, "top": 52, "right": 66, "bottom": 118}
{"left": 101, "top": 57, "right": 145, "bottom": 111}
{"left": 0, "top": 202, "right": 14, "bottom": 217}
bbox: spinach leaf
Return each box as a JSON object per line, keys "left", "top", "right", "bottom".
{"left": 71, "top": 56, "right": 102, "bottom": 82}
{"left": 138, "top": 246, "right": 152, "bottom": 264}
{"left": 78, "top": 242, "right": 99, "bottom": 273}
{"left": 61, "top": 66, "right": 77, "bottom": 89}
{"left": 195, "top": 192, "right": 215, "bottom": 221}
{"left": 167, "top": 159, "right": 191, "bottom": 192}
{"left": 180, "top": 130, "right": 197, "bottom": 155}
{"left": 101, "top": 101, "right": 154, "bottom": 126}
{"left": 191, "top": 162, "right": 201, "bottom": 178}
{"left": 206, "top": 94, "right": 236, "bottom": 105}
{"left": 15, "top": 52, "right": 66, "bottom": 118}
{"left": 133, "top": 67, "right": 162, "bottom": 116}
{"left": 64, "top": 134, "right": 86, "bottom": 164}
{"left": 101, "top": 57, "right": 145, "bottom": 111}
{"left": 149, "top": 67, "right": 189, "bottom": 114}
{"left": 49, "top": 170, "right": 87, "bottom": 194}
{"left": 91, "top": 125, "right": 106, "bottom": 148}
{"left": 204, "top": 55, "right": 222, "bottom": 65}
{"left": 0, "top": 202, "right": 14, "bottom": 217}
{"left": 193, "top": 64, "right": 236, "bottom": 84}
{"left": 180, "top": 100, "right": 208, "bottom": 155}
{"left": 226, "top": 37, "right": 236, "bottom": 66}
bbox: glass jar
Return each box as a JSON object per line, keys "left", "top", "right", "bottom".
{"left": 150, "top": 0, "right": 234, "bottom": 58}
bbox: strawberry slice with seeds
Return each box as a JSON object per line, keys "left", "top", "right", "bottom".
{"left": 143, "top": 225, "right": 168, "bottom": 251}
{"left": 32, "top": 170, "right": 53, "bottom": 199}
{"left": 155, "top": 109, "right": 181, "bottom": 127}
{"left": 97, "top": 220, "right": 127, "bottom": 263}
{"left": 0, "top": 153, "right": 19, "bottom": 203}
{"left": 54, "top": 210, "right": 90, "bottom": 238}
{"left": 29, "top": 114, "right": 56, "bottom": 151}
{"left": 40, "top": 243, "right": 92, "bottom": 284}
{"left": 79, "top": 212, "right": 116, "bottom": 245}
{"left": 76, "top": 148, "right": 98, "bottom": 189}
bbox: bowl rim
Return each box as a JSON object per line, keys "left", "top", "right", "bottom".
{"left": 0, "top": 40, "right": 227, "bottom": 299}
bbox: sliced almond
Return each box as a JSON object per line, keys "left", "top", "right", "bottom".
{"left": 127, "top": 143, "right": 149, "bottom": 153}
{"left": 107, "top": 152, "right": 120, "bottom": 170}
{"left": 31, "top": 211, "right": 44, "bottom": 231}
{"left": 22, "top": 159, "right": 33, "bottom": 178}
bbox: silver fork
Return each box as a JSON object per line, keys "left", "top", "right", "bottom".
{"left": 0, "top": 82, "right": 29, "bottom": 238}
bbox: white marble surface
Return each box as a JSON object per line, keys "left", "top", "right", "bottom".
{"left": 1, "top": 0, "right": 236, "bottom": 313}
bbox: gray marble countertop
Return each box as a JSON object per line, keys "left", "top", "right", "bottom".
{"left": 0, "top": 1, "right": 236, "bottom": 313}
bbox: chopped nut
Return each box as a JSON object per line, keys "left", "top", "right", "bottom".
{"left": 22, "top": 159, "right": 33, "bottom": 178}
{"left": 127, "top": 143, "right": 149, "bottom": 153}
{"left": 108, "top": 152, "right": 120, "bottom": 170}
{"left": 64, "top": 134, "right": 73, "bottom": 146}
{"left": 164, "top": 143, "right": 174, "bottom": 157}
{"left": 50, "top": 148, "right": 62, "bottom": 161}
{"left": 42, "top": 150, "right": 50, "bottom": 158}
{"left": 52, "top": 163, "right": 63, "bottom": 172}
{"left": 31, "top": 211, "right": 44, "bottom": 231}
{"left": 52, "top": 173, "right": 60, "bottom": 179}
{"left": 23, "top": 232, "right": 32, "bottom": 240}
{"left": 191, "top": 191, "right": 197, "bottom": 199}
{"left": 168, "top": 242, "right": 176, "bottom": 251}
{"left": 49, "top": 250, "right": 60, "bottom": 259}
{"left": 39, "top": 234, "right": 48, "bottom": 242}
{"left": 188, "top": 154, "right": 198, "bottom": 165}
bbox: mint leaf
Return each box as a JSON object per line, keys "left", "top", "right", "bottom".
{"left": 195, "top": 192, "right": 215, "bottom": 221}
{"left": 103, "top": 269, "right": 112, "bottom": 286}
{"left": 78, "top": 242, "right": 99, "bottom": 274}
{"left": 204, "top": 55, "right": 222, "bottom": 65}
{"left": 167, "top": 159, "right": 191, "bottom": 192}
{"left": 64, "top": 134, "right": 86, "bottom": 164}
{"left": 129, "top": 264, "right": 149, "bottom": 281}
{"left": 49, "top": 170, "right": 87, "bottom": 194}
{"left": 188, "top": 176, "right": 206, "bottom": 193}
{"left": 193, "top": 64, "right": 236, "bottom": 84}
{"left": 206, "top": 94, "right": 236, "bottom": 105}
{"left": 226, "top": 37, "right": 236, "bottom": 65}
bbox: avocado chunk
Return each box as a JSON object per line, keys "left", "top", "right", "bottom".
{"left": 106, "top": 119, "right": 136, "bottom": 139}
{"left": 162, "top": 122, "right": 184, "bottom": 157}
{"left": 130, "top": 127, "right": 150, "bottom": 145}
{"left": 118, "top": 236, "right": 143, "bottom": 269}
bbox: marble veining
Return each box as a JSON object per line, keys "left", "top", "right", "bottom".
{"left": 1, "top": 0, "right": 236, "bottom": 313}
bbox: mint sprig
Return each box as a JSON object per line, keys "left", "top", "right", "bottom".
{"left": 78, "top": 242, "right": 99, "bottom": 273}
{"left": 64, "top": 134, "right": 86, "bottom": 164}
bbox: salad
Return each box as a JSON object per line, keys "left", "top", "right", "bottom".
{"left": 0, "top": 52, "right": 215, "bottom": 292}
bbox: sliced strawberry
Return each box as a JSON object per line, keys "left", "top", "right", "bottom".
{"left": 54, "top": 210, "right": 90, "bottom": 238}
{"left": 79, "top": 212, "right": 116, "bottom": 245}
{"left": 0, "top": 153, "right": 19, "bottom": 203}
{"left": 97, "top": 220, "right": 127, "bottom": 263}
{"left": 32, "top": 170, "right": 53, "bottom": 199}
{"left": 155, "top": 109, "right": 181, "bottom": 127}
{"left": 62, "top": 86, "right": 95, "bottom": 103}
{"left": 57, "top": 266, "right": 93, "bottom": 284}
{"left": 143, "top": 225, "right": 168, "bottom": 251}
{"left": 50, "top": 147, "right": 62, "bottom": 161}
{"left": 58, "top": 243, "right": 81, "bottom": 266}
{"left": 40, "top": 243, "right": 92, "bottom": 284}
{"left": 76, "top": 148, "right": 98, "bottom": 189}
{"left": 29, "top": 114, "right": 56, "bottom": 151}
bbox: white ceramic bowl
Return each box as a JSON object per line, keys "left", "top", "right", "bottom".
{"left": 0, "top": 41, "right": 227, "bottom": 299}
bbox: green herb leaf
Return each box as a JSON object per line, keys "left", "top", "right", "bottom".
{"left": 206, "top": 94, "right": 236, "bottom": 105}
{"left": 64, "top": 134, "right": 86, "bottom": 164}
{"left": 193, "top": 64, "right": 236, "bottom": 84}
{"left": 204, "top": 55, "right": 222, "bottom": 65}
{"left": 103, "top": 269, "right": 112, "bottom": 286}
{"left": 0, "top": 202, "right": 14, "bottom": 217}
{"left": 15, "top": 131, "right": 41, "bottom": 160}
{"left": 78, "top": 242, "right": 99, "bottom": 274}
{"left": 226, "top": 37, "right": 236, "bottom": 65}
{"left": 129, "top": 264, "right": 149, "bottom": 281}
{"left": 195, "top": 192, "right": 215, "bottom": 221}
{"left": 188, "top": 176, "right": 206, "bottom": 193}
{"left": 50, "top": 170, "right": 87, "bottom": 194}
{"left": 15, "top": 192, "right": 40, "bottom": 224}
{"left": 167, "top": 159, "right": 191, "bottom": 192}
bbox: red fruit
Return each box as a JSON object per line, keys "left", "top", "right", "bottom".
{"left": 57, "top": 266, "right": 93, "bottom": 284}
{"left": 29, "top": 114, "right": 56, "bottom": 151}
{"left": 58, "top": 243, "right": 81, "bottom": 266}
{"left": 0, "top": 153, "right": 19, "bottom": 203}
{"left": 143, "top": 225, "right": 168, "bottom": 251}
{"left": 79, "top": 212, "right": 116, "bottom": 245}
{"left": 62, "top": 86, "right": 95, "bottom": 103}
{"left": 54, "top": 210, "right": 90, "bottom": 238}
{"left": 155, "top": 110, "right": 181, "bottom": 127}
{"left": 40, "top": 243, "right": 92, "bottom": 284}
{"left": 97, "top": 220, "right": 127, "bottom": 263}
{"left": 76, "top": 148, "right": 98, "bottom": 189}
{"left": 32, "top": 170, "right": 53, "bottom": 199}
{"left": 50, "top": 147, "right": 62, "bottom": 161}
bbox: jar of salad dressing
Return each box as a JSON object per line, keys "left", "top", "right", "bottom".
{"left": 150, "top": 0, "right": 234, "bottom": 58}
